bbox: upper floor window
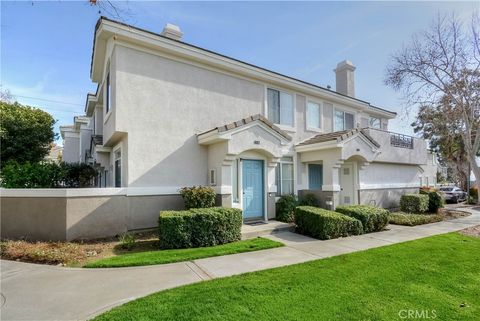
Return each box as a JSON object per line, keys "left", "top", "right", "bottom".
{"left": 106, "top": 70, "right": 111, "bottom": 113}
{"left": 369, "top": 116, "right": 381, "bottom": 129}
{"left": 334, "top": 110, "right": 354, "bottom": 131}
{"left": 267, "top": 88, "right": 294, "bottom": 127}
{"left": 306, "top": 101, "right": 322, "bottom": 130}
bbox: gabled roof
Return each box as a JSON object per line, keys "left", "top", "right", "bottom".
{"left": 198, "top": 114, "right": 292, "bottom": 142}
{"left": 297, "top": 128, "right": 380, "bottom": 148}
{"left": 91, "top": 17, "right": 396, "bottom": 118}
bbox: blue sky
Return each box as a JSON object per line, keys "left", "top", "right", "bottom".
{"left": 1, "top": 1, "right": 478, "bottom": 144}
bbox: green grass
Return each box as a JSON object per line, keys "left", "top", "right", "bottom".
{"left": 389, "top": 212, "right": 444, "bottom": 226}
{"left": 92, "top": 233, "right": 480, "bottom": 321}
{"left": 84, "top": 237, "right": 283, "bottom": 268}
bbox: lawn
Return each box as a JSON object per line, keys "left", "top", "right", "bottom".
{"left": 93, "top": 233, "right": 480, "bottom": 321}
{"left": 85, "top": 237, "right": 283, "bottom": 268}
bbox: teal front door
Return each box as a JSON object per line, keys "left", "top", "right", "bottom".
{"left": 242, "top": 159, "right": 264, "bottom": 220}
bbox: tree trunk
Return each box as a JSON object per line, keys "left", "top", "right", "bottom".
{"left": 468, "top": 154, "right": 480, "bottom": 205}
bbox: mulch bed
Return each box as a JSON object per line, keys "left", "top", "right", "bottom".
{"left": 0, "top": 231, "right": 158, "bottom": 266}
{"left": 437, "top": 208, "right": 471, "bottom": 220}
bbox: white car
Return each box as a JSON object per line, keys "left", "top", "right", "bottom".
{"left": 438, "top": 187, "right": 467, "bottom": 203}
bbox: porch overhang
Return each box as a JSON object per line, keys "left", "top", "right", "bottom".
{"left": 295, "top": 128, "right": 380, "bottom": 164}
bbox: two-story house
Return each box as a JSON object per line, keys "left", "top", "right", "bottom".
{"left": 61, "top": 17, "right": 437, "bottom": 223}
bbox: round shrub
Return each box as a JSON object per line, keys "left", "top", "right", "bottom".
{"left": 419, "top": 189, "right": 444, "bottom": 213}
{"left": 179, "top": 186, "right": 216, "bottom": 209}
{"left": 276, "top": 195, "right": 297, "bottom": 222}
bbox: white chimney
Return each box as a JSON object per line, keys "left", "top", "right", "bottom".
{"left": 334, "top": 60, "right": 356, "bottom": 97}
{"left": 161, "top": 23, "right": 183, "bottom": 41}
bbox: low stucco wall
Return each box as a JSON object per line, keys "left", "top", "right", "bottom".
{"left": 1, "top": 190, "right": 184, "bottom": 241}
{"left": 359, "top": 188, "right": 418, "bottom": 209}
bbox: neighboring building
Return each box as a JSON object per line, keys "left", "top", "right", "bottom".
{"left": 44, "top": 143, "right": 63, "bottom": 163}
{"left": 61, "top": 17, "right": 435, "bottom": 222}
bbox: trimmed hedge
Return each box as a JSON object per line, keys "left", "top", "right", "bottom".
{"left": 400, "top": 194, "right": 429, "bottom": 213}
{"left": 389, "top": 212, "right": 443, "bottom": 226}
{"left": 294, "top": 206, "right": 363, "bottom": 240}
{"left": 335, "top": 205, "right": 389, "bottom": 233}
{"left": 158, "top": 207, "right": 242, "bottom": 249}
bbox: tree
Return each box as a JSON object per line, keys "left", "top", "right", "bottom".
{"left": 0, "top": 101, "right": 57, "bottom": 166}
{"left": 385, "top": 13, "right": 480, "bottom": 202}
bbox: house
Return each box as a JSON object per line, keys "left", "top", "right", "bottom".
{"left": 61, "top": 17, "right": 436, "bottom": 223}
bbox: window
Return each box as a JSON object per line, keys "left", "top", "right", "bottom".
{"left": 209, "top": 169, "right": 216, "bottom": 186}
{"left": 334, "top": 110, "right": 354, "bottom": 131}
{"left": 369, "top": 117, "right": 381, "bottom": 129}
{"left": 232, "top": 159, "right": 239, "bottom": 202}
{"left": 275, "top": 157, "right": 294, "bottom": 195}
{"left": 105, "top": 70, "right": 111, "bottom": 113}
{"left": 114, "top": 149, "right": 121, "bottom": 187}
{"left": 267, "top": 88, "right": 294, "bottom": 126}
{"left": 308, "top": 164, "right": 323, "bottom": 190}
{"left": 307, "top": 101, "right": 321, "bottom": 130}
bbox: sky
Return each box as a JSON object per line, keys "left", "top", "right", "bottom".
{"left": 1, "top": 1, "right": 478, "bottom": 145}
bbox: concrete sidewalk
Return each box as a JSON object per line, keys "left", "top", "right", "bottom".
{"left": 1, "top": 207, "right": 479, "bottom": 321}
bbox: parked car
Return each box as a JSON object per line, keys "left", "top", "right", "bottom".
{"left": 438, "top": 187, "right": 467, "bottom": 203}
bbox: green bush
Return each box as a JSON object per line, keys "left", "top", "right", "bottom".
{"left": 158, "top": 207, "right": 242, "bottom": 249}
{"left": 0, "top": 161, "right": 98, "bottom": 188}
{"left": 179, "top": 186, "right": 216, "bottom": 209}
{"left": 294, "top": 206, "right": 363, "bottom": 240}
{"left": 389, "top": 212, "right": 443, "bottom": 226}
{"left": 400, "top": 194, "right": 429, "bottom": 213}
{"left": 276, "top": 195, "right": 297, "bottom": 222}
{"left": 335, "top": 205, "right": 389, "bottom": 233}
{"left": 298, "top": 193, "right": 318, "bottom": 207}
{"left": 469, "top": 187, "right": 478, "bottom": 203}
{"left": 419, "top": 189, "right": 444, "bottom": 213}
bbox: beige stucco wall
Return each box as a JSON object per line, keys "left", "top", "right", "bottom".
{"left": 1, "top": 197, "right": 67, "bottom": 241}
{"left": 0, "top": 191, "right": 185, "bottom": 241}
{"left": 115, "top": 45, "right": 265, "bottom": 188}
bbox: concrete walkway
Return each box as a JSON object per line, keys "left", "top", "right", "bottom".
{"left": 1, "top": 206, "right": 479, "bottom": 321}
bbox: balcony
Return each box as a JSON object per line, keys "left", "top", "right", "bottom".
{"left": 363, "top": 128, "right": 427, "bottom": 165}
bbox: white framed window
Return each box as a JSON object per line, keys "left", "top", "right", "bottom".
{"left": 306, "top": 101, "right": 322, "bottom": 130}
{"left": 369, "top": 116, "right": 381, "bottom": 129}
{"left": 334, "top": 109, "right": 355, "bottom": 131}
{"left": 114, "top": 149, "right": 121, "bottom": 187}
{"left": 267, "top": 88, "right": 294, "bottom": 127}
{"left": 209, "top": 169, "right": 216, "bottom": 186}
{"left": 275, "top": 157, "right": 294, "bottom": 195}
{"left": 232, "top": 159, "right": 239, "bottom": 202}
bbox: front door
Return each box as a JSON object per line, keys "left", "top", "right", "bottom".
{"left": 242, "top": 159, "right": 264, "bottom": 220}
{"left": 339, "top": 163, "right": 354, "bottom": 205}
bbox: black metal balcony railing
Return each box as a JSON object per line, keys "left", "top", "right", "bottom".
{"left": 390, "top": 133, "right": 414, "bottom": 149}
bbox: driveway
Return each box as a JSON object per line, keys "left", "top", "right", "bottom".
{"left": 1, "top": 207, "right": 479, "bottom": 321}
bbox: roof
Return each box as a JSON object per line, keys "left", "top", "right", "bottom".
{"left": 92, "top": 17, "right": 396, "bottom": 117}
{"left": 297, "top": 128, "right": 380, "bottom": 148}
{"left": 198, "top": 114, "right": 292, "bottom": 141}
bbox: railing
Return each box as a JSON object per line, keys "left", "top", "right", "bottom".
{"left": 390, "top": 133, "right": 414, "bottom": 149}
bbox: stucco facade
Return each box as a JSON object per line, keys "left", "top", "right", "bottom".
{"left": 59, "top": 17, "right": 436, "bottom": 224}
